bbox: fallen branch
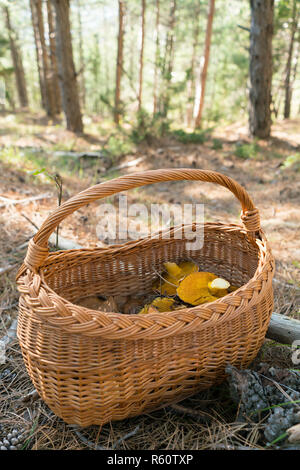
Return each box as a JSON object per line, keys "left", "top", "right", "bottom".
{"left": 106, "top": 156, "right": 146, "bottom": 173}
{"left": 0, "top": 264, "right": 18, "bottom": 276}
{"left": 0, "top": 193, "right": 52, "bottom": 208}
{"left": 53, "top": 151, "right": 104, "bottom": 159}
{"left": 49, "top": 234, "right": 84, "bottom": 250}
{"left": 20, "top": 213, "right": 84, "bottom": 250}
{"left": 266, "top": 312, "right": 300, "bottom": 345}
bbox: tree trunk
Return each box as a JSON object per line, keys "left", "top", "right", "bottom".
{"left": 76, "top": 0, "right": 86, "bottom": 109}
{"left": 194, "top": 0, "right": 215, "bottom": 129}
{"left": 153, "top": 0, "right": 160, "bottom": 116}
{"left": 160, "top": 0, "right": 176, "bottom": 118}
{"left": 138, "top": 0, "right": 146, "bottom": 112}
{"left": 31, "top": 0, "right": 57, "bottom": 117}
{"left": 186, "top": 0, "right": 201, "bottom": 127}
{"left": 114, "top": 0, "right": 125, "bottom": 124}
{"left": 4, "top": 6, "right": 29, "bottom": 108}
{"left": 283, "top": 0, "right": 298, "bottom": 119}
{"left": 52, "top": 0, "right": 83, "bottom": 133}
{"left": 4, "top": 74, "right": 16, "bottom": 111}
{"left": 46, "top": 0, "right": 61, "bottom": 114}
{"left": 29, "top": 0, "right": 46, "bottom": 109}
{"left": 249, "top": 0, "right": 274, "bottom": 139}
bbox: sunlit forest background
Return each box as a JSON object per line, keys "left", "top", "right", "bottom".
{"left": 0, "top": 0, "right": 299, "bottom": 133}
{"left": 0, "top": 0, "right": 300, "bottom": 452}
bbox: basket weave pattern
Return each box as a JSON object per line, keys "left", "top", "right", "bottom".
{"left": 16, "top": 169, "right": 275, "bottom": 426}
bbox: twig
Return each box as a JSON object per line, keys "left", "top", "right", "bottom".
{"left": 70, "top": 425, "right": 140, "bottom": 450}
{"left": 237, "top": 24, "right": 250, "bottom": 32}
{"left": 168, "top": 403, "right": 215, "bottom": 424}
{"left": 20, "top": 390, "right": 40, "bottom": 404}
{"left": 21, "top": 212, "right": 39, "bottom": 230}
{"left": 152, "top": 267, "right": 178, "bottom": 288}
{"left": 53, "top": 151, "right": 104, "bottom": 159}
{"left": 20, "top": 213, "right": 84, "bottom": 250}
{"left": 0, "top": 193, "right": 51, "bottom": 208}
{"left": 273, "top": 277, "right": 300, "bottom": 292}
{"left": 0, "top": 264, "right": 18, "bottom": 275}
{"left": 106, "top": 156, "right": 146, "bottom": 173}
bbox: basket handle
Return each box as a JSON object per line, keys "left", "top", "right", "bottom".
{"left": 20, "top": 168, "right": 261, "bottom": 273}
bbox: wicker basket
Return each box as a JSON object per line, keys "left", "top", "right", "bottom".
{"left": 16, "top": 169, "right": 274, "bottom": 427}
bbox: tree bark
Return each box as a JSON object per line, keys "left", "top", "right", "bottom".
{"left": 249, "top": 0, "right": 274, "bottom": 139}
{"left": 46, "top": 0, "right": 61, "bottom": 114}
{"left": 31, "top": 0, "right": 57, "bottom": 117}
{"left": 4, "top": 6, "right": 29, "bottom": 108}
{"left": 29, "top": 0, "right": 46, "bottom": 109}
{"left": 114, "top": 0, "right": 125, "bottom": 124}
{"left": 194, "top": 0, "right": 215, "bottom": 129}
{"left": 186, "top": 0, "right": 201, "bottom": 127}
{"left": 138, "top": 0, "right": 146, "bottom": 112}
{"left": 160, "top": 0, "right": 176, "bottom": 118}
{"left": 283, "top": 0, "right": 298, "bottom": 119}
{"left": 76, "top": 0, "right": 86, "bottom": 109}
{"left": 153, "top": 0, "right": 160, "bottom": 116}
{"left": 52, "top": 0, "right": 83, "bottom": 133}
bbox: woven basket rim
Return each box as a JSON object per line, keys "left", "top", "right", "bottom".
{"left": 17, "top": 222, "right": 274, "bottom": 339}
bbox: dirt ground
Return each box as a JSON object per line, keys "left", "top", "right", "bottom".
{"left": 0, "top": 111, "right": 299, "bottom": 450}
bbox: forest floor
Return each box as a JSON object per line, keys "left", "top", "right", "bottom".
{"left": 0, "top": 110, "right": 299, "bottom": 450}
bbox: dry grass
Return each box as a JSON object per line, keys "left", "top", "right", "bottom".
{"left": 0, "top": 113, "right": 299, "bottom": 450}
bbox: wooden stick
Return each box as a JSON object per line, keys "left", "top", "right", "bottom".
{"left": 106, "top": 156, "right": 146, "bottom": 173}
{"left": 20, "top": 213, "right": 84, "bottom": 250}
{"left": 0, "top": 193, "right": 52, "bottom": 208}
{"left": 266, "top": 313, "right": 300, "bottom": 345}
{"left": 0, "top": 264, "right": 18, "bottom": 276}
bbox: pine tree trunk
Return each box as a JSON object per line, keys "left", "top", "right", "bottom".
{"left": 114, "top": 0, "right": 125, "bottom": 124}
{"left": 153, "top": 0, "right": 160, "bottom": 116}
{"left": 46, "top": 0, "right": 61, "bottom": 114}
{"left": 160, "top": 0, "right": 176, "bottom": 118}
{"left": 30, "top": 0, "right": 46, "bottom": 109}
{"left": 249, "top": 0, "right": 274, "bottom": 139}
{"left": 194, "top": 0, "right": 215, "bottom": 129}
{"left": 138, "top": 0, "right": 146, "bottom": 112}
{"left": 52, "top": 0, "right": 83, "bottom": 133}
{"left": 4, "top": 6, "right": 29, "bottom": 108}
{"left": 77, "top": 0, "right": 86, "bottom": 109}
{"left": 283, "top": 0, "right": 298, "bottom": 119}
{"left": 186, "top": 0, "right": 201, "bottom": 127}
{"left": 32, "top": 0, "right": 57, "bottom": 117}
